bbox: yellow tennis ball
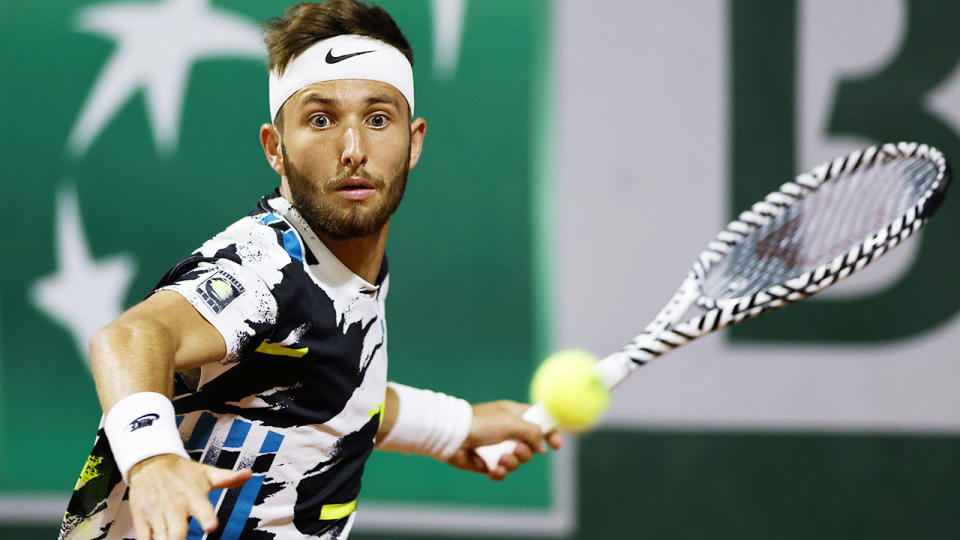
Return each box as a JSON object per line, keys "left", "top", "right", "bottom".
{"left": 530, "top": 350, "right": 609, "bottom": 431}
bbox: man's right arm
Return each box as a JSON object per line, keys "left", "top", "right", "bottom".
{"left": 90, "top": 290, "right": 225, "bottom": 411}
{"left": 90, "top": 290, "right": 251, "bottom": 539}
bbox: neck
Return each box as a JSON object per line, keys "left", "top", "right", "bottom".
{"left": 316, "top": 223, "right": 389, "bottom": 285}
{"left": 279, "top": 182, "right": 388, "bottom": 284}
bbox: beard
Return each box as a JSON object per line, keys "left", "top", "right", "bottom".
{"left": 282, "top": 144, "right": 409, "bottom": 240}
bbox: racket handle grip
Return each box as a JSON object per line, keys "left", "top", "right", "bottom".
{"left": 475, "top": 402, "right": 557, "bottom": 472}
{"left": 474, "top": 355, "right": 633, "bottom": 472}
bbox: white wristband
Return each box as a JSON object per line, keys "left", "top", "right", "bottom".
{"left": 103, "top": 392, "right": 189, "bottom": 482}
{"left": 376, "top": 382, "right": 473, "bottom": 461}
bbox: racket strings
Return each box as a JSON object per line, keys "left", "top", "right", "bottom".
{"left": 800, "top": 158, "right": 930, "bottom": 267}
{"left": 699, "top": 156, "right": 937, "bottom": 302}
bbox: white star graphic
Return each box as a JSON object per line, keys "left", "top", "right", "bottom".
{"left": 67, "top": 0, "right": 264, "bottom": 157}
{"left": 30, "top": 184, "right": 136, "bottom": 366}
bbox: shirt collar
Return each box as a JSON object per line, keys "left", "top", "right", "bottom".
{"left": 265, "top": 193, "right": 383, "bottom": 295}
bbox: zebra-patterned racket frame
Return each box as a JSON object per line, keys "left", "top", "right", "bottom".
{"left": 615, "top": 142, "right": 951, "bottom": 372}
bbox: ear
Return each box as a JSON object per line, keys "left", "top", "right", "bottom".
{"left": 407, "top": 117, "right": 427, "bottom": 171}
{"left": 260, "top": 123, "right": 286, "bottom": 177}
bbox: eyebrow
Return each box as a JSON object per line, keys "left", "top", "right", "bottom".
{"left": 299, "top": 93, "right": 399, "bottom": 108}
{"left": 300, "top": 94, "right": 336, "bottom": 107}
{"left": 366, "top": 94, "right": 399, "bottom": 107}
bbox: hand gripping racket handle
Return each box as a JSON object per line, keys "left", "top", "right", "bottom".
{"left": 475, "top": 402, "right": 557, "bottom": 471}
{"left": 474, "top": 353, "right": 635, "bottom": 472}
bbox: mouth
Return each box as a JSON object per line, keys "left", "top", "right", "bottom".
{"left": 335, "top": 176, "right": 377, "bottom": 201}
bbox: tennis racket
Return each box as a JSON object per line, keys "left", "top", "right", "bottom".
{"left": 476, "top": 141, "right": 951, "bottom": 471}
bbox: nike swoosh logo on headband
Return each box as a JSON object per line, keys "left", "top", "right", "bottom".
{"left": 325, "top": 49, "right": 375, "bottom": 64}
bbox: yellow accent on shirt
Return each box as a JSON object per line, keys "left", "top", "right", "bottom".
{"left": 319, "top": 499, "right": 357, "bottom": 520}
{"left": 368, "top": 401, "right": 384, "bottom": 421}
{"left": 74, "top": 455, "right": 103, "bottom": 490}
{"left": 255, "top": 342, "right": 309, "bottom": 358}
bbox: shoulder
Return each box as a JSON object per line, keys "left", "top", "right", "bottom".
{"left": 195, "top": 200, "right": 306, "bottom": 287}
{"left": 153, "top": 193, "right": 306, "bottom": 298}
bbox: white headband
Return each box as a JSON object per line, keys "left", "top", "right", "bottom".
{"left": 268, "top": 34, "right": 415, "bottom": 122}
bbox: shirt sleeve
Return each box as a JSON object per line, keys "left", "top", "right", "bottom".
{"left": 156, "top": 257, "right": 278, "bottom": 361}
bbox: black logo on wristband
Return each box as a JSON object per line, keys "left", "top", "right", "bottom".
{"left": 128, "top": 413, "right": 160, "bottom": 432}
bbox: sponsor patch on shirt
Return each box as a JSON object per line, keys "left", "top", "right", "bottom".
{"left": 197, "top": 270, "right": 245, "bottom": 314}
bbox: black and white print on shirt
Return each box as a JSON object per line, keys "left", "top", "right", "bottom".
{"left": 60, "top": 191, "right": 390, "bottom": 540}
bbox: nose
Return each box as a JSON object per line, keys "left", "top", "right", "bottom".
{"left": 340, "top": 127, "right": 367, "bottom": 169}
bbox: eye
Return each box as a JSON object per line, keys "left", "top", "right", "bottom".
{"left": 310, "top": 114, "right": 331, "bottom": 128}
{"left": 368, "top": 113, "right": 389, "bottom": 128}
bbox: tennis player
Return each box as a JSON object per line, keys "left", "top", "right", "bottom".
{"left": 59, "top": 1, "right": 560, "bottom": 538}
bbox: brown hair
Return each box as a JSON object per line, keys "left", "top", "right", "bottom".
{"left": 263, "top": 0, "right": 414, "bottom": 128}
{"left": 263, "top": 0, "right": 414, "bottom": 75}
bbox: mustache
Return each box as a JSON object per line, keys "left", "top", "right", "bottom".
{"left": 324, "top": 168, "right": 384, "bottom": 190}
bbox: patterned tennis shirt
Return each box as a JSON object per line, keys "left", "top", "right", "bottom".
{"left": 60, "top": 191, "right": 389, "bottom": 539}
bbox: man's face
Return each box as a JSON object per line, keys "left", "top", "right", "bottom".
{"left": 278, "top": 79, "right": 413, "bottom": 239}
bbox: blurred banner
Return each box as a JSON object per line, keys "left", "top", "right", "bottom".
{"left": 559, "top": 0, "right": 960, "bottom": 432}
{"left": 2, "top": 0, "right": 959, "bottom": 539}
{"left": 0, "top": 0, "right": 562, "bottom": 536}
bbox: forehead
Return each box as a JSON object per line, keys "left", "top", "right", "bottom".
{"left": 289, "top": 79, "right": 408, "bottom": 111}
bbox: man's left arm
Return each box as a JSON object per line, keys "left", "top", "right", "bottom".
{"left": 375, "top": 384, "right": 562, "bottom": 481}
